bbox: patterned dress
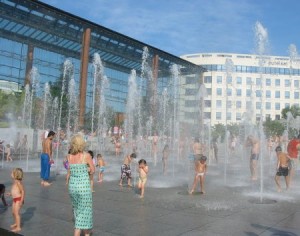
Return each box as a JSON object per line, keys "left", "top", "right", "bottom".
{"left": 69, "top": 161, "right": 93, "bottom": 230}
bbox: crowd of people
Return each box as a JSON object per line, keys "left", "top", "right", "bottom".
{"left": 1, "top": 129, "right": 300, "bottom": 235}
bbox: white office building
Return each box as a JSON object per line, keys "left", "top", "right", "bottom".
{"left": 181, "top": 53, "right": 300, "bottom": 126}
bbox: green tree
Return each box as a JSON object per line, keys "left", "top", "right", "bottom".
{"left": 0, "top": 90, "right": 23, "bottom": 126}
{"left": 281, "top": 105, "right": 300, "bottom": 119}
{"left": 263, "top": 117, "right": 285, "bottom": 138}
{"left": 212, "top": 123, "right": 226, "bottom": 141}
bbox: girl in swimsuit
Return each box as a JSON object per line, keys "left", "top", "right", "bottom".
{"left": 7, "top": 168, "right": 25, "bottom": 233}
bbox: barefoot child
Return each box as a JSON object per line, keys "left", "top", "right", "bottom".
{"left": 97, "top": 154, "right": 106, "bottom": 182}
{"left": 274, "top": 146, "right": 290, "bottom": 192}
{"left": 7, "top": 168, "right": 25, "bottom": 233}
{"left": 138, "top": 159, "right": 148, "bottom": 198}
{"left": 119, "top": 153, "right": 136, "bottom": 187}
{"left": 189, "top": 156, "right": 207, "bottom": 194}
{"left": 0, "top": 184, "right": 8, "bottom": 207}
{"left": 5, "top": 144, "right": 12, "bottom": 162}
{"left": 88, "top": 150, "right": 96, "bottom": 192}
{"left": 162, "top": 144, "right": 169, "bottom": 175}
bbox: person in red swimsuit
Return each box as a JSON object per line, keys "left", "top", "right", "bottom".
{"left": 7, "top": 168, "right": 25, "bottom": 233}
{"left": 287, "top": 135, "right": 300, "bottom": 185}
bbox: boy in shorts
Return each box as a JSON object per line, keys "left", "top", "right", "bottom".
{"left": 274, "top": 146, "right": 290, "bottom": 192}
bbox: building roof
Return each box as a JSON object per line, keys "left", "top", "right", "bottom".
{"left": 0, "top": 0, "right": 204, "bottom": 75}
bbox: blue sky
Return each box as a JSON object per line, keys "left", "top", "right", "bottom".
{"left": 43, "top": 0, "right": 300, "bottom": 57}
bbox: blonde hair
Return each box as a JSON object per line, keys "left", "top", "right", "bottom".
{"left": 13, "top": 168, "right": 23, "bottom": 180}
{"left": 70, "top": 134, "right": 86, "bottom": 155}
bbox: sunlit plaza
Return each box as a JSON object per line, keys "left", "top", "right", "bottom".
{"left": 1, "top": 0, "right": 300, "bottom": 235}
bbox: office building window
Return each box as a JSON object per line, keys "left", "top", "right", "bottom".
{"left": 246, "top": 89, "right": 251, "bottom": 97}
{"left": 204, "top": 76, "right": 212, "bottom": 83}
{"left": 216, "top": 112, "right": 222, "bottom": 120}
{"left": 217, "top": 76, "right": 222, "bottom": 84}
{"left": 246, "top": 77, "right": 252, "bottom": 85}
{"left": 216, "top": 100, "right": 222, "bottom": 108}
{"left": 227, "top": 88, "right": 232, "bottom": 96}
{"left": 275, "top": 91, "right": 280, "bottom": 98}
{"left": 204, "top": 100, "right": 211, "bottom": 107}
{"left": 285, "top": 79, "right": 290, "bottom": 87}
{"left": 236, "top": 77, "right": 242, "bottom": 84}
{"left": 294, "top": 91, "right": 299, "bottom": 99}
{"left": 256, "top": 90, "right": 262, "bottom": 97}
{"left": 236, "top": 101, "right": 242, "bottom": 108}
{"left": 275, "top": 79, "right": 280, "bottom": 86}
{"left": 266, "top": 78, "right": 271, "bottom": 86}
{"left": 266, "top": 102, "right": 271, "bottom": 110}
{"left": 236, "top": 113, "right": 241, "bottom": 120}
{"left": 294, "top": 80, "right": 299, "bottom": 88}
{"left": 227, "top": 77, "right": 232, "bottom": 84}
{"left": 256, "top": 78, "right": 261, "bottom": 85}
{"left": 227, "top": 101, "right": 232, "bottom": 108}
{"left": 256, "top": 102, "right": 261, "bottom": 109}
{"left": 236, "top": 89, "right": 242, "bottom": 96}
{"left": 285, "top": 91, "right": 290, "bottom": 99}
{"left": 285, "top": 103, "right": 290, "bottom": 108}
{"left": 206, "top": 88, "right": 212, "bottom": 95}
{"left": 275, "top": 103, "right": 280, "bottom": 110}
{"left": 266, "top": 90, "right": 271, "bottom": 98}
{"left": 217, "top": 88, "right": 222, "bottom": 96}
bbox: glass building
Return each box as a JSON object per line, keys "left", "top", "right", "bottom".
{"left": 0, "top": 0, "right": 204, "bottom": 131}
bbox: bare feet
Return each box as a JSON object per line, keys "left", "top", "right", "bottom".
{"left": 12, "top": 227, "right": 21, "bottom": 233}
{"left": 128, "top": 184, "right": 133, "bottom": 187}
{"left": 277, "top": 188, "right": 282, "bottom": 193}
{"left": 10, "top": 224, "right": 17, "bottom": 229}
{"left": 139, "top": 195, "right": 144, "bottom": 199}
{"left": 189, "top": 190, "right": 194, "bottom": 195}
{"left": 43, "top": 182, "right": 52, "bottom": 187}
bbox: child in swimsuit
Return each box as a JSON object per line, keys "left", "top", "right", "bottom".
{"left": 138, "top": 159, "right": 149, "bottom": 198}
{"left": 189, "top": 156, "right": 207, "bottom": 195}
{"left": 7, "top": 168, "right": 25, "bottom": 233}
{"left": 97, "top": 154, "right": 106, "bottom": 183}
{"left": 5, "top": 144, "right": 12, "bottom": 162}
{"left": 119, "top": 153, "right": 136, "bottom": 187}
{"left": 88, "top": 150, "right": 96, "bottom": 192}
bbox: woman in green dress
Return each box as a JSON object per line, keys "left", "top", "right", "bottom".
{"left": 66, "top": 135, "right": 95, "bottom": 236}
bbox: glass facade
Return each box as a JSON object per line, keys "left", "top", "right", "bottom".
{"left": 0, "top": 0, "right": 203, "bottom": 129}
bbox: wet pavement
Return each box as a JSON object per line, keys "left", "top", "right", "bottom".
{"left": 0, "top": 149, "right": 300, "bottom": 236}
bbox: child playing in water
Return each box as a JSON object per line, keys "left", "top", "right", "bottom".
{"left": 119, "top": 153, "right": 136, "bottom": 187}
{"left": 5, "top": 144, "right": 12, "bottom": 162}
{"left": 189, "top": 156, "right": 207, "bottom": 194}
{"left": 0, "top": 184, "right": 8, "bottom": 207}
{"left": 88, "top": 150, "right": 96, "bottom": 192}
{"left": 137, "top": 159, "right": 148, "bottom": 198}
{"left": 7, "top": 168, "right": 25, "bottom": 233}
{"left": 162, "top": 144, "right": 169, "bottom": 175}
{"left": 97, "top": 154, "right": 106, "bottom": 183}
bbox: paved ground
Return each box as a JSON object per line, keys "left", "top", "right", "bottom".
{"left": 1, "top": 147, "right": 300, "bottom": 236}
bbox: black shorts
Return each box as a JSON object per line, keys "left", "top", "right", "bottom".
{"left": 276, "top": 167, "right": 289, "bottom": 177}
{"left": 251, "top": 154, "right": 259, "bottom": 161}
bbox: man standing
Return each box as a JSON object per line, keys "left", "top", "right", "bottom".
{"left": 246, "top": 135, "right": 260, "bottom": 181}
{"left": 41, "top": 131, "right": 55, "bottom": 186}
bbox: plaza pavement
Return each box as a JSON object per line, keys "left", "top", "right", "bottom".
{"left": 1, "top": 149, "right": 300, "bottom": 236}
